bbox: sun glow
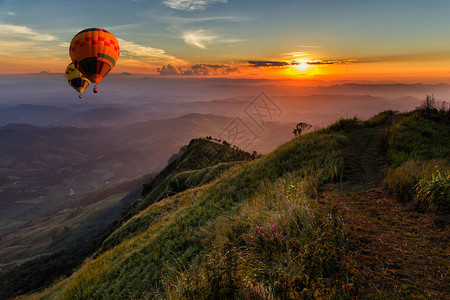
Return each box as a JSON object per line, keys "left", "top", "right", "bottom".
{"left": 292, "top": 59, "right": 309, "bottom": 71}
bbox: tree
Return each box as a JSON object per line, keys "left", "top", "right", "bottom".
{"left": 417, "top": 94, "right": 438, "bottom": 112}
{"left": 293, "top": 122, "right": 312, "bottom": 137}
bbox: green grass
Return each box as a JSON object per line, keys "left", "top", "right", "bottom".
{"left": 30, "top": 125, "right": 348, "bottom": 299}
{"left": 25, "top": 109, "right": 450, "bottom": 299}
{"left": 386, "top": 111, "right": 450, "bottom": 166}
{"left": 106, "top": 139, "right": 253, "bottom": 238}
{"left": 161, "top": 175, "right": 356, "bottom": 299}
{"left": 414, "top": 168, "right": 450, "bottom": 213}
{"left": 383, "top": 110, "right": 450, "bottom": 211}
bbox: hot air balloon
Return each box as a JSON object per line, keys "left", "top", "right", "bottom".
{"left": 65, "top": 63, "right": 91, "bottom": 98}
{"left": 69, "top": 28, "right": 120, "bottom": 93}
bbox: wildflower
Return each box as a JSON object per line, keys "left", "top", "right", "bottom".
{"left": 270, "top": 237, "right": 274, "bottom": 241}
{"left": 289, "top": 248, "right": 292, "bottom": 252}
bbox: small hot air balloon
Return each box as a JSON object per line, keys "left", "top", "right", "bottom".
{"left": 69, "top": 28, "right": 120, "bottom": 93}
{"left": 65, "top": 63, "right": 91, "bottom": 98}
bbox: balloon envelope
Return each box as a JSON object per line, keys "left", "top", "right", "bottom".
{"left": 69, "top": 28, "right": 120, "bottom": 85}
{"left": 65, "top": 63, "right": 91, "bottom": 96}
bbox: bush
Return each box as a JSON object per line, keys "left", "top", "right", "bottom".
{"left": 414, "top": 168, "right": 450, "bottom": 213}
{"left": 383, "top": 161, "right": 422, "bottom": 202}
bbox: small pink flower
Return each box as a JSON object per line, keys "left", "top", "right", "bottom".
{"left": 289, "top": 249, "right": 292, "bottom": 252}
{"left": 270, "top": 237, "right": 274, "bottom": 241}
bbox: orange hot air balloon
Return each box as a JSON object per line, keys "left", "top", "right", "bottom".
{"left": 69, "top": 28, "right": 120, "bottom": 93}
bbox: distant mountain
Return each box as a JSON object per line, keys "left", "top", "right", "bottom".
{"left": 0, "top": 113, "right": 293, "bottom": 270}
{"left": 0, "top": 104, "right": 73, "bottom": 126}
{"left": 0, "top": 138, "right": 254, "bottom": 298}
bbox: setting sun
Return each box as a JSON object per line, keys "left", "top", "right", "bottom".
{"left": 291, "top": 59, "right": 310, "bottom": 72}
{"left": 294, "top": 62, "right": 308, "bottom": 71}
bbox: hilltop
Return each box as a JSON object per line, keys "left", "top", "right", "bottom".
{"left": 4, "top": 107, "right": 450, "bottom": 299}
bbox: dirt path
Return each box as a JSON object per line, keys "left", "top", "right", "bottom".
{"left": 322, "top": 188, "right": 449, "bottom": 299}
{"left": 343, "top": 124, "right": 389, "bottom": 188}
{"left": 322, "top": 121, "right": 449, "bottom": 298}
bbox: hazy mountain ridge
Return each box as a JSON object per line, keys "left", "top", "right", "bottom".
{"left": 1, "top": 109, "right": 448, "bottom": 299}
{"left": 0, "top": 137, "right": 255, "bottom": 298}
{"left": 0, "top": 113, "right": 293, "bottom": 270}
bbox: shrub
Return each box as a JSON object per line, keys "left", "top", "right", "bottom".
{"left": 414, "top": 168, "right": 450, "bottom": 213}
{"left": 383, "top": 161, "right": 422, "bottom": 202}
{"left": 416, "top": 94, "right": 438, "bottom": 112}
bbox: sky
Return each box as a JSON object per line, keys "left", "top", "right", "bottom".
{"left": 1, "top": 0, "right": 450, "bottom": 81}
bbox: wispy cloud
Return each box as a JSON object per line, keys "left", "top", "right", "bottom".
{"left": 1, "top": 11, "right": 15, "bottom": 16}
{"left": 282, "top": 51, "right": 309, "bottom": 58}
{"left": 182, "top": 29, "right": 241, "bottom": 49}
{"left": 157, "top": 63, "right": 238, "bottom": 75}
{"left": 117, "top": 38, "right": 184, "bottom": 64}
{"left": 247, "top": 61, "right": 288, "bottom": 67}
{"left": 247, "top": 59, "right": 353, "bottom": 67}
{"left": 183, "top": 29, "right": 217, "bottom": 49}
{"left": 297, "top": 45, "right": 321, "bottom": 48}
{"left": 163, "top": 0, "right": 227, "bottom": 11}
{"left": 0, "top": 24, "right": 57, "bottom": 41}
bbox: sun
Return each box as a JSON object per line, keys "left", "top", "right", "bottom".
{"left": 292, "top": 59, "right": 309, "bottom": 71}
{"left": 294, "top": 62, "right": 308, "bottom": 71}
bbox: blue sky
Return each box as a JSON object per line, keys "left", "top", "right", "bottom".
{"left": 1, "top": 0, "right": 450, "bottom": 79}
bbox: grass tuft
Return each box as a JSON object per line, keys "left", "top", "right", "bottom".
{"left": 414, "top": 168, "right": 450, "bottom": 213}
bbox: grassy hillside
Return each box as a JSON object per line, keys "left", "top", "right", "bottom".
{"left": 24, "top": 108, "right": 450, "bottom": 299}
{"left": 100, "top": 139, "right": 254, "bottom": 250}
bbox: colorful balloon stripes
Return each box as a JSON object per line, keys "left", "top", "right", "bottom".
{"left": 65, "top": 28, "right": 120, "bottom": 97}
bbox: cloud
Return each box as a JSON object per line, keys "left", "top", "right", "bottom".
{"left": 305, "top": 61, "right": 336, "bottom": 65}
{"left": 157, "top": 63, "right": 239, "bottom": 75}
{"left": 247, "top": 59, "right": 353, "bottom": 67}
{"left": 247, "top": 61, "right": 290, "bottom": 67}
{"left": 0, "top": 24, "right": 57, "bottom": 41}
{"left": 182, "top": 29, "right": 241, "bottom": 49}
{"left": 117, "top": 38, "right": 184, "bottom": 64}
{"left": 1, "top": 11, "right": 15, "bottom": 16}
{"left": 183, "top": 30, "right": 217, "bottom": 49}
{"left": 297, "top": 45, "right": 321, "bottom": 48}
{"left": 163, "top": 0, "right": 227, "bottom": 11}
